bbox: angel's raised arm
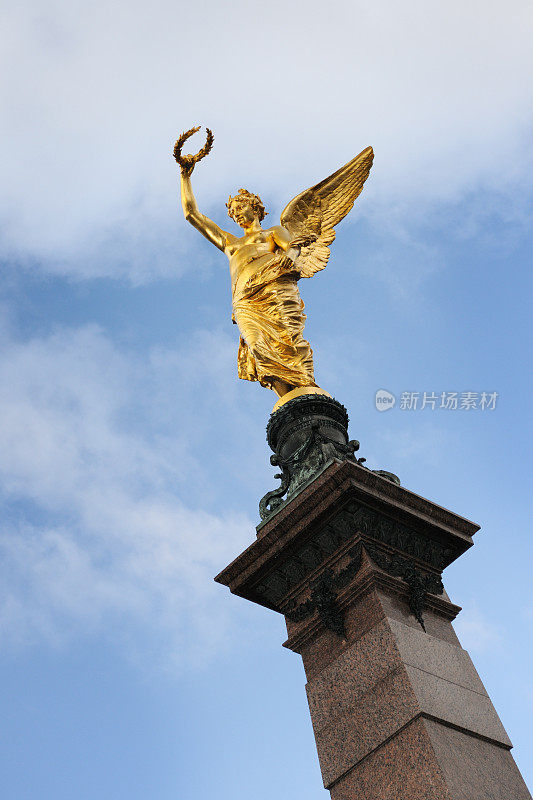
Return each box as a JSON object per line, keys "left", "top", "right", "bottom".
{"left": 181, "top": 173, "right": 230, "bottom": 252}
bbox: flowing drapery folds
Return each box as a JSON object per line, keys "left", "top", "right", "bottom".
{"left": 232, "top": 254, "right": 316, "bottom": 389}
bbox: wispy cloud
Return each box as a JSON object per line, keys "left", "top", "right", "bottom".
{"left": 453, "top": 603, "right": 501, "bottom": 653}
{"left": 0, "top": 322, "right": 254, "bottom": 667}
{"left": 1, "top": 1, "right": 532, "bottom": 280}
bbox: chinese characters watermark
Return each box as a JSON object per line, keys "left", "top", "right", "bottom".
{"left": 375, "top": 390, "right": 498, "bottom": 412}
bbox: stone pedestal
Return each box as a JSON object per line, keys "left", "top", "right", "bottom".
{"left": 215, "top": 399, "right": 531, "bottom": 800}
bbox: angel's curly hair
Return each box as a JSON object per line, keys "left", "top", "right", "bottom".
{"left": 226, "top": 188, "right": 267, "bottom": 222}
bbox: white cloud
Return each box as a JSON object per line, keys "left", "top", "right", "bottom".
{"left": 0, "top": 322, "right": 254, "bottom": 666}
{"left": 1, "top": 0, "right": 532, "bottom": 279}
{"left": 453, "top": 603, "right": 501, "bottom": 653}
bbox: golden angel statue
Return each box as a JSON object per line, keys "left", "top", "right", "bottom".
{"left": 175, "top": 126, "right": 373, "bottom": 410}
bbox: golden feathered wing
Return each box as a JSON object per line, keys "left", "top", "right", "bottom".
{"left": 280, "top": 146, "right": 374, "bottom": 279}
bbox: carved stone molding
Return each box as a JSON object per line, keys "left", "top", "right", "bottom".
{"left": 341, "top": 500, "right": 454, "bottom": 571}
{"left": 218, "top": 457, "right": 478, "bottom": 642}
{"left": 364, "top": 543, "right": 443, "bottom": 631}
{"left": 252, "top": 495, "right": 450, "bottom": 632}
{"left": 253, "top": 514, "right": 357, "bottom": 607}
{"left": 282, "top": 544, "right": 363, "bottom": 637}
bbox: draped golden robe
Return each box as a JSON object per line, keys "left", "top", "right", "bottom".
{"left": 231, "top": 253, "right": 316, "bottom": 390}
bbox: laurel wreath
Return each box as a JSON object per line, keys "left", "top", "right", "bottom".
{"left": 173, "top": 126, "right": 214, "bottom": 175}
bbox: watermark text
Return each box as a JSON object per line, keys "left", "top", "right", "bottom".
{"left": 375, "top": 390, "right": 498, "bottom": 412}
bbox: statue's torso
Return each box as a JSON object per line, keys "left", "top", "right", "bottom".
{"left": 225, "top": 229, "right": 278, "bottom": 297}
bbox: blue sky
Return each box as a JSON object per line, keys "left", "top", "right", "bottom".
{"left": 1, "top": 1, "right": 532, "bottom": 798}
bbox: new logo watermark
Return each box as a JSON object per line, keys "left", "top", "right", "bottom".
{"left": 375, "top": 389, "right": 396, "bottom": 412}
{"left": 375, "top": 390, "right": 498, "bottom": 411}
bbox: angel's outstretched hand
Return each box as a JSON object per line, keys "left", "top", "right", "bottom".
{"left": 179, "top": 156, "right": 196, "bottom": 178}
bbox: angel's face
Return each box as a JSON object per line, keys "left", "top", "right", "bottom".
{"left": 229, "top": 199, "right": 256, "bottom": 228}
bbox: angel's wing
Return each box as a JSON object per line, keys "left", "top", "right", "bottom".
{"left": 280, "top": 146, "right": 373, "bottom": 279}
